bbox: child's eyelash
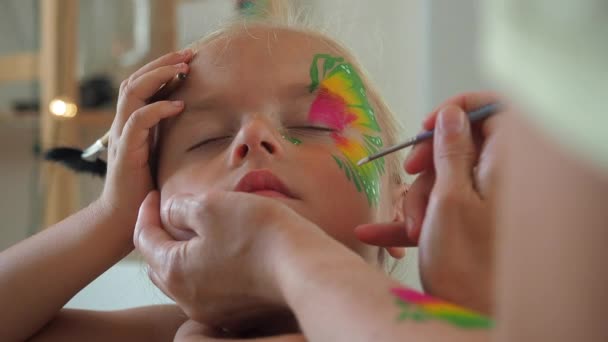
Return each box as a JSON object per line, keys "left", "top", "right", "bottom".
{"left": 187, "top": 136, "right": 232, "bottom": 152}
{"left": 186, "top": 126, "right": 334, "bottom": 151}
{"left": 286, "top": 126, "right": 336, "bottom": 135}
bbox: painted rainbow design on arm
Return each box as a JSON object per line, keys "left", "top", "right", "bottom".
{"left": 307, "top": 54, "right": 385, "bottom": 206}
{"left": 391, "top": 287, "right": 493, "bottom": 329}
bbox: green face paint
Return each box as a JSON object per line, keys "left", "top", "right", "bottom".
{"left": 391, "top": 287, "right": 493, "bottom": 329}
{"left": 238, "top": 0, "right": 269, "bottom": 17}
{"left": 282, "top": 134, "right": 302, "bottom": 146}
{"left": 307, "top": 53, "right": 385, "bottom": 206}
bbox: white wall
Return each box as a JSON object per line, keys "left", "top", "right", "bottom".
{"left": 66, "top": 258, "right": 173, "bottom": 310}
{"left": 427, "top": 0, "right": 488, "bottom": 107}
{"left": 311, "top": 0, "right": 427, "bottom": 137}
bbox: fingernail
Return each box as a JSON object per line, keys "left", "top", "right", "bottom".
{"left": 438, "top": 106, "right": 465, "bottom": 135}
{"left": 172, "top": 100, "right": 184, "bottom": 107}
{"left": 405, "top": 216, "right": 415, "bottom": 236}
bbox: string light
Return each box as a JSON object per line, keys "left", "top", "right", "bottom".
{"left": 49, "top": 98, "right": 78, "bottom": 118}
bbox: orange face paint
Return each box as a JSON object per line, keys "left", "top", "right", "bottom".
{"left": 308, "top": 54, "right": 385, "bottom": 206}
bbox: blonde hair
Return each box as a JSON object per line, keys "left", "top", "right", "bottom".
{"left": 187, "top": 5, "right": 404, "bottom": 186}
{"left": 186, "top": 1, "right": 406, "bottom": 275}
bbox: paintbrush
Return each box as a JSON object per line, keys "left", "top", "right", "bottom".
{"left": 44, "top": 72, "right": 187, "bottom": 177}
{"left": 357, "top": 103, "right": 502, "bottom": 166}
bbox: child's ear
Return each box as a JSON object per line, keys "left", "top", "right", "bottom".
{"left": 390, "top": 183, "right": 409, "bottom": 222}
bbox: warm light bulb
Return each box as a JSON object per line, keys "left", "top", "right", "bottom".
{"left": 49, "top": 98, "right": 78, "bottom": 118}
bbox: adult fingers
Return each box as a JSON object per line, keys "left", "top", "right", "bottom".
{"left": 161, "top": 193, "right": 214, "bottom": 235}
{"left": 133, "top": 191, "right": 180, "bottom": 278}
{"left": 433, "top": 105, "right": 476, "bottom": 192}
{"left": 401, "top": 170, "right": 435, "bottom": 241}
{"left": 404, "top": 92, "right": 501, "bottom": 175}
{"left": 386, "top": 247, "right": 406, "bottom": 259}
{"left": 476, "top": 114, "right": 507, "bottom": 199}
{"left": 422, "top": 91, "right": 501, "bottom": 131}
{"left": 403, "top": 139, "right": 433, "bottom": 175}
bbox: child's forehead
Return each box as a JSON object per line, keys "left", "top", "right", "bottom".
{"left": 188, "top": 27, "right": 341, "bottom": 81}
{"left": 167, "top": 28, "right": 342, "bottom": 112}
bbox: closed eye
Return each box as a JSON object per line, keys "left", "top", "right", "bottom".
{"left": 286, "top": 126, "right": 336, "bottom": 136}
{"left": 187, "top": 136, "right": 232, "bottom": 152}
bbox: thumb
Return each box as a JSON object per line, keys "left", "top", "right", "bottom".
{"left": 134, "top": 191, "right": 179, "bottom": 272}
{"left": 433, "top": 105, "right": 476, "bottom": 191}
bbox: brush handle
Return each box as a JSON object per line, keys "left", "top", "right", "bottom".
{"left": 358, "top": 103, "right": 502, "bottom": 165}
{"left": 411, "top": 102, "right": 499, "bottom": 143}
{"left": 146, "top": 72, "right": 187, "bottom": 103}
{"left": 100, "top": 131, "right": 110, "bottom": 147}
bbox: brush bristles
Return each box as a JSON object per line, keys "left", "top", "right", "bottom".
{"left": 44, "top": 147, "right": 107, "bottom": 177}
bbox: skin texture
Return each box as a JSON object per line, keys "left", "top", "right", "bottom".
{"left": 0, "top": 25, "right": 498, "bottom": 342}
{"left": 356, "top": 92, "right": 503, "bottom": 314}
{"left": 0, "top": 49, "right": 196, "bottom": 342}
{"left": 496, "top": 114, "right": 608, "bottom": 342}
{"left": 135, "top": 101, "right": 494, "bottom": 342}
{"left": 146, "top": 27, "right": 400, "bottom": 336}
{"left": 307, "top": 53, "right": 386, "bottom": 206}
{"left": 156, "top": 27, "right": 397, "bottom": 262}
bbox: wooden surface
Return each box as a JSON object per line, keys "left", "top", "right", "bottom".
{"left": 36, "top": 0, "right": 178, "bottom": 228}
{"left": 39, "top": 0, "right": 81, "bottom": 227}
{"left": 0, "top": 52, "right": 38, "bottom": 83}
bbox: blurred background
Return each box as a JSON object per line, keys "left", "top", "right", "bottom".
{"left": 0, "top": 0, "right": 486, "bottom": 310}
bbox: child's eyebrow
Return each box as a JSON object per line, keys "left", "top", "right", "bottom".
{"left": 167, "top": 96, "right": 225, "bottom": 130}
{"left": 280, "top": 81, "right": 315, "bottom": 98}
{"left": 184, "top": 94, "right": 224, "bottom": 114}
{"left": 174, "top": 81, "right": 315, "bottom": 125}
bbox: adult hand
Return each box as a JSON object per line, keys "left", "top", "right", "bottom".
{"left": 355, "top": 92, "right": 505, "bottom": 314}
{"left": 133, "top": 190, "right": 320, "bottom": 329}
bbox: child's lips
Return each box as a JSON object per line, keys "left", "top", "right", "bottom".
{"left": 234, "top": 169, "right": 297, "bottom": 199}
{"left": 251, "top": 189, "right": 290, "bottom": 199}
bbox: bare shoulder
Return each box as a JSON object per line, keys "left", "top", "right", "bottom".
{"left": 30, "top": 304, "right": 188, "bottom": 342}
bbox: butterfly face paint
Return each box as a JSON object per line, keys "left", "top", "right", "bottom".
{"left": 307, "top": 54, "right": 385, "bottom": 206}
{"left": 392, "top": 287, "right": 493, "bottom": 329}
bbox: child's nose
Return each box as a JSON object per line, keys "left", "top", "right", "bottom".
{"left": 229, "top": 120, "right": 284, "bottom": 166}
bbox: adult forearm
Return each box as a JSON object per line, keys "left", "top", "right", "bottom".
{"left": 0, "top": 199, "right": 134, "bottom": 341}
{"left": 496, "top": 115, "right": 608, "bottom": 342}
{"left": 276, "top": 232, "right": 489, "bottom": 342}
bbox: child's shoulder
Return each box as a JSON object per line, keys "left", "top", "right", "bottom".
{"left": 30, "top": 304, "right": 187, "bottom": 341}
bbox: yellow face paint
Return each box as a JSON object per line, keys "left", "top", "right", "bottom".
{"left": 308, "top": 54, "right": 385, "bottom": 206}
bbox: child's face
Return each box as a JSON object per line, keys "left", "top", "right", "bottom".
{"left": 157, "top": 27, "right": 397, "bottom": 262}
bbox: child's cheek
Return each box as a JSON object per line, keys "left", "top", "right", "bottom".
{"left": 306, "top": 53, "right": 386, "bottom": 207}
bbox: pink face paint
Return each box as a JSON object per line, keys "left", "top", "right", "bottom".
{"left": 391, "top": 287, "right": 493, "bottom": 329}
{"left": 308, "top": 54, "right": 385, "bottom": 206}
{"left": 309, "top": 89, "right": 357, "bottom": 131}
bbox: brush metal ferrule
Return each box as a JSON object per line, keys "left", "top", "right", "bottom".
{"left": 81, "top": 139, "right": 107, "bottom": 162}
